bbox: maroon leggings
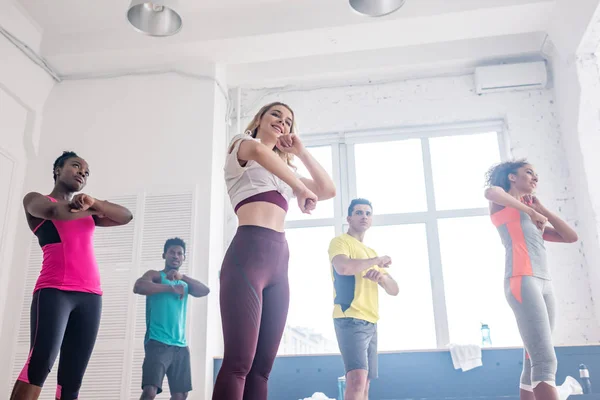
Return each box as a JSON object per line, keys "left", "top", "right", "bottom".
{"left": 212, "top": 225, "right": 290, "bottom": 400}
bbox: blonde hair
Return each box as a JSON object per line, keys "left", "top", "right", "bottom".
{"left": 244, "top": 102, "right": 298, "bottom": 169}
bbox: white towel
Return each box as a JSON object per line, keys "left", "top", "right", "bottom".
{"left": 557, "top": 376, "right": 583, "bottom": 400}
{"left": 300, "top": 393, "right": 334, "bottom": 400}
{"left": 448, "top": 343, "right": 482, "bottom": 371}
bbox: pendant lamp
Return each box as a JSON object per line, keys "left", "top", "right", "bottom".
{"left": 127, "top": 0, "right": 182, "bottom": 37}
{"left": 349, "top": 0, "right": 406, "bottom": 17}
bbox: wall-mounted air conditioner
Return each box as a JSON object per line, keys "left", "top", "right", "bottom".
{"left": 474, "top": 61, "right": 548, "bottom": 95}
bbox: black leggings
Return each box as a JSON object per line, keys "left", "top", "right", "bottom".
{"left": 17, "top": 288, "right": 102, "bottom": 400}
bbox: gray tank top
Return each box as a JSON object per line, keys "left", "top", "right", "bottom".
{"left": 491, "top": 207, "right": 549, "bottom": 280}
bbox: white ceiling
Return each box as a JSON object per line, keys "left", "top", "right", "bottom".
{"left": 10, "top": 0, "right": 573, "bottom": 87}
{"left": 18, "top": 0, "right": 291, "bottom": 35}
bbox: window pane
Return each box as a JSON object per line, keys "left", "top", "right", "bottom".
{"left": 429, "top": 132, "right": 501, "bottom": 211}
{"left": 281, "top": 226, "right": 339, "bottom": 355}
{"left": 355, "top": 140, "right": 427, "bottom": 214}
{"left": 439, "top": 216, "right": 521, "bottom": 347}
{"left": 286, "top": 146, "right": 335, "bottom": 221}
{"left": 365, "top": 224, "right": 436, "bottom": 350}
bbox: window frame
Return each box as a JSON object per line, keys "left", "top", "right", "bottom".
{"left": 288, "top": 119, "right": 510, "bottom": 349}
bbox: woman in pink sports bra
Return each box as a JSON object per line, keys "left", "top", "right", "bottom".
{"left": 213, "top": 102, "right": 336, "bottom": 399}
{"left": 11, "top": 151, "right": 133, "bottom": 400}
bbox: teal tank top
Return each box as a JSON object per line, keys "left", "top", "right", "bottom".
{"left": 145, "top": 271, "right": 189, "bottom": 347}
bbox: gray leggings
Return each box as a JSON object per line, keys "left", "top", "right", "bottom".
{"left": 504, "top": 276, "right": 557, "bottom": 389}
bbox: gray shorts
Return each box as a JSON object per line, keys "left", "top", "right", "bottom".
{"left": 142, "top": 339, "right": 192, "bottom": 394}
{"left": 334, "top": 317, "right": 378, "bottom": 380}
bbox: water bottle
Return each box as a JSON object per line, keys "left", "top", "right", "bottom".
{"left": 337, "top": 376, "right": 346, "bottom": 400}
{"left": 580, "top": 364, "right": 592, "bottom": 394}
{"left": 481, "top": 323, "right": 492, "bottom": 347}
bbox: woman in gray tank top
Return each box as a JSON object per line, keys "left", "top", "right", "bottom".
{"left": 484, "top": 159, "right": 578, "bottom": 400}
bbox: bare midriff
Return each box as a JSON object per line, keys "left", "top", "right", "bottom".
{"left": 236, "top": 202, "right": 287, "bottom": 232}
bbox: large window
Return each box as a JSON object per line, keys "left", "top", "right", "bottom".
{"left": 279, "top": 225, "right": 338, "bottom": 355}
{"left": 365, "top": 224, "right": 436, "bottom": 350}
{"left": 286, "top": 145, "right": 335, "bottom": 222}
{"left": 354, "top": 139, "right": 427, "bottom": 214}
{"left": 438, "top": 216, "right": 521, "bottom": 346}
{"left": 281, "top": 122, "right": 519, "bottom": 354}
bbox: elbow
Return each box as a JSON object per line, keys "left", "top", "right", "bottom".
{"left": 567, "top": 233, "right": 579, "bottom": 243}
{"left": 391, "top": 288, "right": 400, "bottom": 296}
{"left": 483, "top": 187, "right": 498, "bottom": 201}
{"left": 484, "top": 186, "right": 505, "bottom": 201}
{"left": 44, "top": 205, "right": 59, "bottom": 220}
{"left": 322, "top": 185, "right": 337, "bottom": 201}
{"left": 124, "top": 211, "right": 134, "bottom": 224}
{"left": 334, "top": 265, "right": 351, "bottom": 276}
{"left": 192, "top": 287, "right": 210, "bottom": 298}
{"left": 133, "top": 282, "right": 141, "bottom": 294}
{"left": 120, "top": 208, "right": 134, "bottom": 224}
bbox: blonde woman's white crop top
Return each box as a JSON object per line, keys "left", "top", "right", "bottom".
{"left": 224, "top": 133, "right": 302, "bottom": 212}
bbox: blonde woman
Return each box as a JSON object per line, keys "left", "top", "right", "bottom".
{"left": 213, "top": 102, "right": 336, "bottom": 399}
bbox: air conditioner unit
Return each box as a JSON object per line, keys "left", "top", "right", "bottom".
{"left": 474, "top": 61, "right": 548, "bottom": 95}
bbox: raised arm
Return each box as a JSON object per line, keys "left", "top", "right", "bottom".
{"left": 133, "top": 270, "right": 183, "bottom": 297}
{"left": 180, "top": 275, "right": 210, "bottom": 298}
{"left": 237, "top": 140, "right": 308, "bottom": 195}
{"left": 296, "top": 150, "right": 336, "bottom": 201}
{"left": 527, "top": 196, "right": 578, "bottom": 243}
{"left": 236, "top": 139, "right": 318, "bottom": 213}
{"left": 91, "top": 200, "right": 133, "bottom": 227}
{"left": 332, "top": 254, "right": 391, "bottom": 276}
{"left": 362, "top": 266, "right": 398, "bottom": 295}
{"left": 484, "top": 186, "right": 535, "bottom": 213}
{"left": 379, "top": 273, "right": 399, "bottom": 296}
{"left": 67, "top": 193, "right": 133, "bottom": 227}
{"left": 273, "top": 134, "right": 335, "bottom": 201}
{"left": 484, "top": 186, "right": 547, "bottom": 230}
{"left": 23, "top": 192, "right": 96, "bottom": 221}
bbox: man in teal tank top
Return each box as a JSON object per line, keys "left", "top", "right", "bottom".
{"left": 133, "top": 238, "right": 210, "bottom": 400}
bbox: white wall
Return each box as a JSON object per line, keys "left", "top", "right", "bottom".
{"left": 233, "top": 73, "right": 600, "bottom": 345}
{"left": 201, "top": 66, "right": 227, "bottom": 400}
{"left": 550, "top": 49, "right": 600, "bottom": 342}
{"left": 547, "top": 0, "right": 600, "bottom": 56}
{"left": 0, "top": 2, "right": 54, "bottom": 391}
{"left": 0, "top": 71, "right": 227, "bottom": 399}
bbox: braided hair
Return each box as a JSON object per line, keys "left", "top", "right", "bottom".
{"left": 53, "top": 151, "right": 79, "bottom": 182}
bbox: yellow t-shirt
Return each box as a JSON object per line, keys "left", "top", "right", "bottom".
{"left": 328, "top": 233, "right": 386, "bottom": 324}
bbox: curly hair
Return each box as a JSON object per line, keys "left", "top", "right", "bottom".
{"left": 164, "top": 237, "right": 186, "bottom": 255}
{"left": 484, "top": 159, "right": 530, "bottom": 192}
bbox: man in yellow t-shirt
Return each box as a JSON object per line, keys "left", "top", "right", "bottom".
{"left": 328, "top": 198, "right": 399, "bottom": 400}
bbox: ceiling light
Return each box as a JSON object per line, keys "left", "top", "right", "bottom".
{"left": 349, "top": 0, "right": 407, "bottom": 17}
{"left": 127, "top": 0, "right": 182, "bottom": 37}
